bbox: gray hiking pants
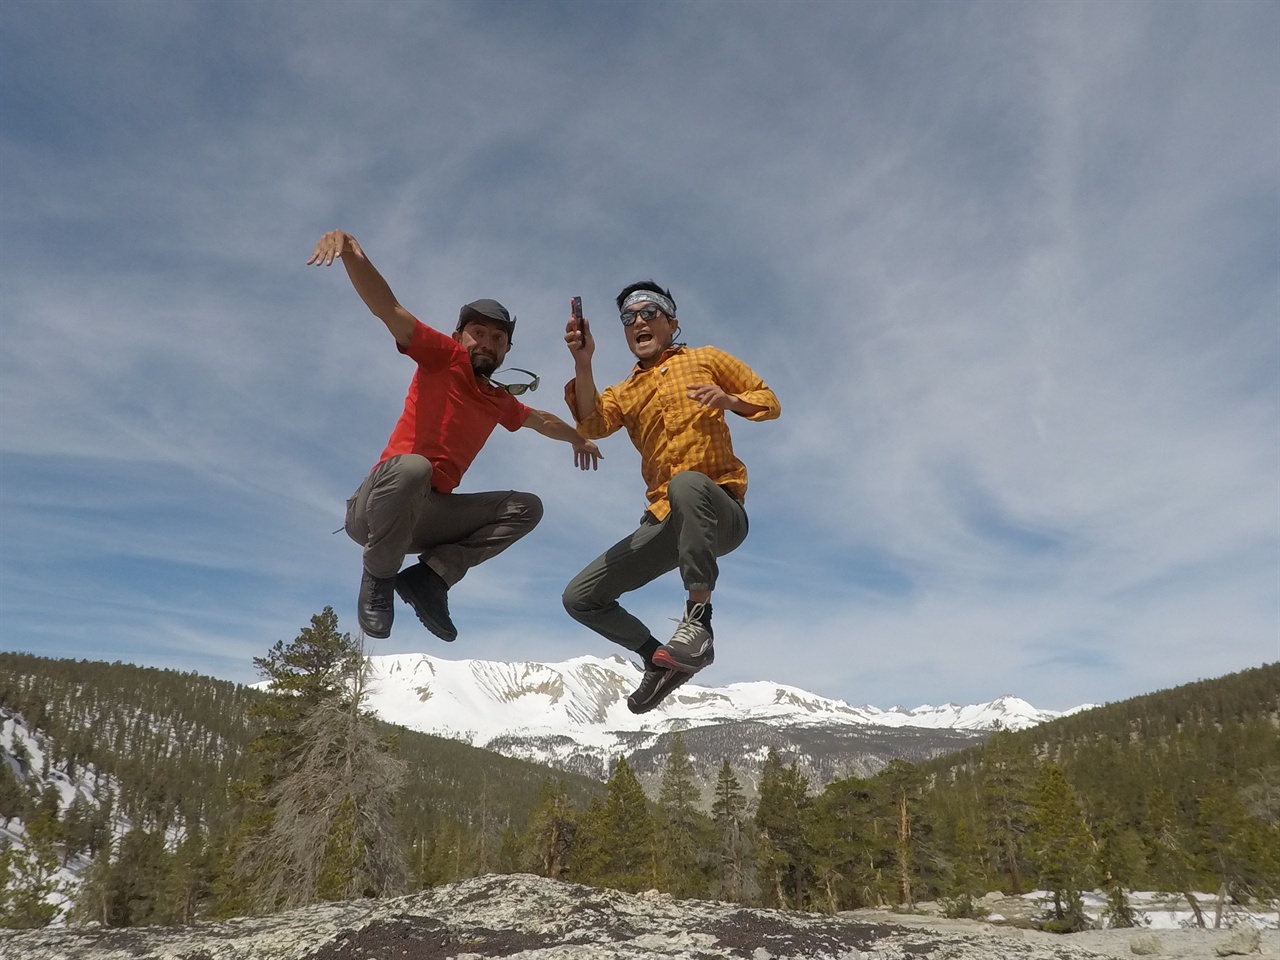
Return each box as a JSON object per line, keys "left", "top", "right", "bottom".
{"left": 345, "top": 453, "right": 543, "bottom": 585}
{"left": 562, "top": 470, "right": 748, "bottom": 652}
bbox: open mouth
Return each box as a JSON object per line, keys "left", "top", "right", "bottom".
{"left": 634, "top": 332, "right": 653, "bottom": 346}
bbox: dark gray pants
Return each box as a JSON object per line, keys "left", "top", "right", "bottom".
{"left": 562, "top": 470, "right": 748, "bottom": 652}
{"left": 345, "top": 454, "right": 543, "bottom": 585}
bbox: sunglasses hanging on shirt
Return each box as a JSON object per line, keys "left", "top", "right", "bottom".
{"left": 487, "top": 368, "right": 540, "bottom": 396}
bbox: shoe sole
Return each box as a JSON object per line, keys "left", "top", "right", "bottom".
{"left": 652, "top": 645, "right": 712, "bottom": 674}
{"left": 394, "top": 579, "right": 457, "bottom": 642}
{"left": 627, "top": 670, "right": 691, "bottom": 714}
{"left": 401, "top": 606, "right": 456, "bottom": 642}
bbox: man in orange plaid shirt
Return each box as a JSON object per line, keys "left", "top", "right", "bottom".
{"left": 562, "top": 281, "right": 781, "bottom": 713}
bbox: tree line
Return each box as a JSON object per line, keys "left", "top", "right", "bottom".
{"left": 505, "top": 707, "right": 1277, "bottom": 933}
{"left": 0, "top": 617, "right": 1276, "bottom": 931}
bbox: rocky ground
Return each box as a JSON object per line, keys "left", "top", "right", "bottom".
{"left": 0, "top": 874, "right": 1274, "bottom": 960}
{"left": 847, "top": 905, "right": 1276, "bottom": 960}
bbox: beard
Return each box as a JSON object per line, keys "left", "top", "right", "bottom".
{"left": 470, "top": 352, "right": 499, "bottom": 378}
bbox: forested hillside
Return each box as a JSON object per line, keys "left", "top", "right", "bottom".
{"left": 491, "top": 662, "right": 1277, "bottom": 928}
{"left": 0, "top": 656, "right": 256, "bottom": 836}
{"left": 0, "top": 632, "right": 605, "bottom": 926}
{"left": 0, "top": 652, "right": 602, "bottom": 829}
{"left": 922, "top": 662, "right": 1280, "bottom": 816}
{"left": 907, "top": 663, "right": 1280, "bottom": 926}
{"left": 0, "top": 618, "right": 1275, "bottom": 933}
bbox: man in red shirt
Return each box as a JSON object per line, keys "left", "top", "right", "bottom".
{"left": 308, "top": 230, "right": 600, "bottom": 641}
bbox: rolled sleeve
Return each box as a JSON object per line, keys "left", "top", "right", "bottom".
{"left": 563, "top": 378, "right": 622, "bottom": 439}
{"left": 710, "top": 350, "right": 781, "bottom": 421}
{"left": 736, "top": 387, "right": 781, "bottom": 421}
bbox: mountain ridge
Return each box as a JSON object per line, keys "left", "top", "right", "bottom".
{"left": 358, "top": 651, "right": 1092, "bottom": 783}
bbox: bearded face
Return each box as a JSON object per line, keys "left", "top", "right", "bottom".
{"left": 454, "top": 319, "right": 511, "bottom": 379}
{"left": 470, "top": 352, "right": 500, "bottom": 378}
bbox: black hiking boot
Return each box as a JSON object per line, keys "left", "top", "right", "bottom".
{"left": 358, "top": 569, "right": 395, "bottom": 639}
{"left": 395, "top": 562, "right": 457, "bottom": 642}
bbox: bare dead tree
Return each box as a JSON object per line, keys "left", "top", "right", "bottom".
{"left": 236, "top": 650, "right": 407, "bottom": 910}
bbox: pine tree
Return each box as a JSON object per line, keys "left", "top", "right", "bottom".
{"left": 1145, "top": 787, "right": 1208, "bottom": 927}
{"left": 655, "top": 734, "right": 709, "bottom": 898}
{"left": 754, "top": 749, "right": 812, "bottom": 909}
{"left": 1027, "top": 762, "right": 1095, "bottom": 932}
{"left": 710, "top": 760, "right": 753, "bottom": 903}
{"left": 164, "top": 826, "right": 212, "bottom": 925}
{"left": 876, "top": 759, "right": 932, "bottom": 909}
{"left": 939, "top": 818, "right": 989, "bottom": 919}
{"left": 1095, "top": 818, "right": 1140, "bottom": 928}
{"left": 571, "top": 759, "right": 652, "bottom": 892}
{"left": 228, "top": 609, "right": 407, "bottom": 911}
{"left": 979, "top": 726, "right": 1035, "bottom": 895}
{"left": 418, "top": 817, "right": 473, "bottom": 887}
{"left": 496, "top": 825, "right": 522, "bottom": 875}
{"left": 0, "top": 812, "right": 69, "bottom": 928}
{"left": 9, "top": 739, "right": 31, "bottom": 779}
{"left": 100, "top": 825, "right": 172, "bottom": 927}
{"left": 0, "top": 764, "right": 22, "bottom": 827}
{"left": 473, "top": 774, "right": 495, "bottom": 876}
{"left": 519, "top": 779, "right": 577, "bottom": 879}
{"left": 68, "top": 839, "right": 113, "bottom": 926}
{"left": 809, "top": 776, "right": 880, "bottom": 913}
{"left": 1198, "top": 780, "right": 1280, "bottom": 922}
{"left": 252, "top": 606, "right": 362, "bottom": 706}
{"left": 60, "top": 794, "right": 94, "bottom": 866}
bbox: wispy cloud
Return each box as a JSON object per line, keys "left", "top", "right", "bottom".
{"left": 1, "top": 0, "right": 1275, "bottom": 713}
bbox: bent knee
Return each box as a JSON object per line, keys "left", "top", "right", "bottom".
{"left": 561, "top": 578, "right": 597, "bottom": 619}
{"left": 668, "top": 470, "right": 714, "bottom": 499}
{"left": 506, "top": 492, "right": 544, "bottom": 526}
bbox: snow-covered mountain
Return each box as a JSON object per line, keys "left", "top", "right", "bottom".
{"left": 364, "top": 652, "right": 1088, "bottom": 782}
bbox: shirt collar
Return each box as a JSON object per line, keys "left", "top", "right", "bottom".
{"left": 630, "top": 343, "right": 685, "bottom": 378}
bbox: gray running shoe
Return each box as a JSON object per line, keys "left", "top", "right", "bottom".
{"left": 652, "top": 601, "right": 714, "bottom": 673}
{"left": 628, "top": 642, "right": 715, "bottom": 714}
{"left": 627, "top": 667, "right": 690, "bottom": 714}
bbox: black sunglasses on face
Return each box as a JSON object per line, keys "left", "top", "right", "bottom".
{"left": 620, "top": 305, "right": 664, "bottom": 326}
{"left": 488, "top": 368, "right": 540, "bottom": 396}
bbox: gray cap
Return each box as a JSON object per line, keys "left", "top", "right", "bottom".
{"left": 457, "top": 299, "right": 516, "bottom": 343}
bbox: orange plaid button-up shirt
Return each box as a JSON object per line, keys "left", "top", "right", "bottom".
{"left": 565, "top": 344, "right": 781, "bottom": 520}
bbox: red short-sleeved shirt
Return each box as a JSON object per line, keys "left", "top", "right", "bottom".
{"left": 376, "top": 320, "right": 531, "bottom": 493}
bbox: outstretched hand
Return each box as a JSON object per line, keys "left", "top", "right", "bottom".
{"left": 687, "top": 383, "right": 735, "bottom": 410}
{"left": 573, "top": 439, "right": 602, "bottom": 471}
{"left": 307, "top": 230, "right": 359, "bottom": 267}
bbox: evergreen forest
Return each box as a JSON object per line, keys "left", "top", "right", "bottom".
{"left": 0, "top": 609, "right": 1276, "bottom": 934}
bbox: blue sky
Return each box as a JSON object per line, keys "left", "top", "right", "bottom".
{"left": 1, "top": 0, "right": 1276, "bottom": 712}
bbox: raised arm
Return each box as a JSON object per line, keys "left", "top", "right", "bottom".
{"left": 307, "top": 230, "right": 418, "bottom": 347}
{"left": 564, "top": 311, "right": 603, "bottom": 422}
{"left": 522, "top": 409, "right": 602, "bottom": 471}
